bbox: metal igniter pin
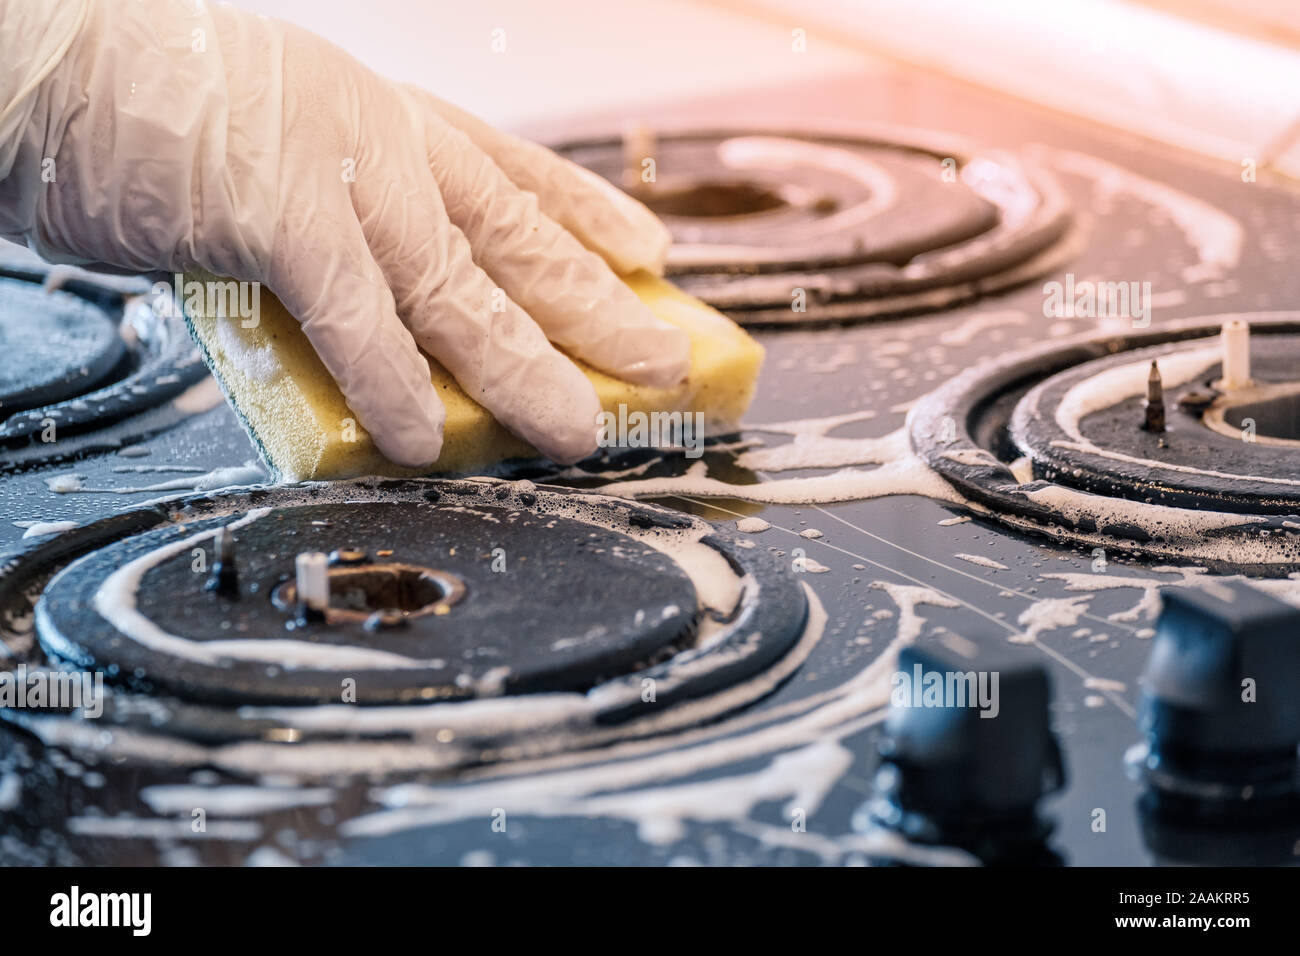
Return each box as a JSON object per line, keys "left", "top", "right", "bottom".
{"left": 1142, "top": 360, "right": 1166, "bottom": 433}
{"left": 204, "top": 526, "right": 239, "bottom": 597}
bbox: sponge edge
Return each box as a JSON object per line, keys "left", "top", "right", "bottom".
{"left": 183, "top": 270, "right": 765, "bottom": 481}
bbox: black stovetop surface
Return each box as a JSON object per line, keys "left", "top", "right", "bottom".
{"left": 2, "top": 63, "right": 1299, "bottom": 867}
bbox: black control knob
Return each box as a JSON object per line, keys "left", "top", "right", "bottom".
{"left": 863, "top": 643, "right": 1064, "bottom": 865}
{"left": 1133, "top": 581, "right": 1300, "bottom": 801}
{"left": 1131, "top": 582, "right": 1300, "bottom": 863}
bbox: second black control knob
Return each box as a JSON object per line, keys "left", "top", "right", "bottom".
{"left": 1134, "top": 582, "right": 1300, "bottom": 799}
{"left": 862, "top": 642, "right": 1065, "bottom": 865}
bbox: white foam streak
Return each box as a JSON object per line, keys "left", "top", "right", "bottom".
{"left": 601, "top": 454, "right": 966, "bottom": 507}
{"left": 1048, "top": 148, "right": 1243, "bottom": 281}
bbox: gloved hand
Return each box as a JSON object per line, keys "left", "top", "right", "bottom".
{"left": 0, "top": 0, "right": 689, "bottom": 467}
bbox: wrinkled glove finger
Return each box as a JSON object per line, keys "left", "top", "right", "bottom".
{"left": 406, "top": 87, "right": 670, "bottom": 276}
{"left": 424, "top": 119, "right": 690, "bottom": 390}
{"left": 267, "top": 189, "right": 445, "bottom": 469}
{"left": 351, "top": 162, "right": 601, "bottom": 466}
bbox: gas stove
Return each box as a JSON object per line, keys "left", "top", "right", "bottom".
{"left": 2, "top": 63, "right": 1299, "bottom": 872}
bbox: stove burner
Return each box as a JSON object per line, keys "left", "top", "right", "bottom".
{"left": 37, "top": 491, "right": 702, "bottom": 704}
{"left": 0, "top": 280, "right": 125, "bottom": 414}
{"left": 2, "top": 479, "right": 809, "bottom": 774}
{"left": 0, "top": 239, "right": 145, "bottom": 310}
{"left": 911, "top": 314, "right": 1300, "bottom": 571}
{"left": 558, "top": 126, "right": 1076, "bottom": 325}
{"left": 1011, "top": 331, "right": 1300, "bottom": 515}
{"left": 0, "top": 269, "right": 209, "bottom": 472}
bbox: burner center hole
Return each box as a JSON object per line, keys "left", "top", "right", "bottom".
{"left": 1222, "top": 387, "right": 1300, "bottom": 443}
{"left": 637, "top": 180, "right": 790, "bottom": 218}
{"left": 272, "top": 563, "right": 466, "bottom": 623}
{"left": 329, "top": 565, "right": 449, "bottom": 615}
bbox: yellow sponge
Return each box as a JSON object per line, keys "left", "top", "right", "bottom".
{"left": 184, "top": 271, "right": 764, "bottom": 480}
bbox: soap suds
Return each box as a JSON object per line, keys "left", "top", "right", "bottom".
{"left": 954, "top": 553, "right": 1008, "bottom": 571}
{"left": 111, "top": 464, "right": 206, "bottom": 474}
{"left": 738, "top": 427, "right": 909, "bottom": 472}
{"left": 214, "top": 318, "right": 281, "bottom": 384}
{"left": 15, "top": 520, "right": 78, "bottom": 539}
{"left": 340, "top": 582, "right": 952, "bottom": 845}
{"left": 1042, "top": 565, "right": 1300, "bottom": 620}
{"left": 1012, "top": 596, "right": 1092, "bottom": 644}
{"left": 245, "top": 846, "right": 300, "bottom": 867}
{"left": 140, "top": 784, "right": 335, "bottom": 816}
{"left": 0, "top": 772, "right": 20, "bottom": 810}
{"left": 1084, "top": 676, "right": 1126, "bottom": 693}
{"left": 45, "top": 462, "right": 266, "bottom": 496}
{"left": 1046, "top": 148, "right": 1243, "bottom": 282}
{"left": 938, "top": 310, "right": 1027, "bottom": 347}
{"left": 601, "top": 454, "right": 967, "bottom": 507}
{"left": 744, "top": 409, "right": 878, "bottom": 437}
{"left": 1018, "top": 482, "right": 1266, "bottom": 543}
{"left": 871, "top": 581, "right": 962, "bottom": 644}
{"left": 597, "top": 386, "right": 1290, "bottom": 568}
{"left": 43, "top": 474, "right": 85, "bottom": 494}
{"left": 67, "top": 816, "right": 262, "bottom": 841}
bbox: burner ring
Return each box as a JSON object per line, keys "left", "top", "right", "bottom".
{"left": 0, "top": 280, "right": 125, "bottom": 415}
{"left": 1009, "top": 333, "right": 1300, "bottom": 514}
{"left": 555, "top": 124, "right": 1076, "bottom": 326}
{"left": 910, "top": 314, "right": 1300, "bottom": 572}
{"left": 35, "top": 486, "right": 704, "bottom": 705}
{"left": 0, "top": 268, "right": 210, "bottom": 471}
{"left": 2, "top": 479, "right": 810, "bottom": 777}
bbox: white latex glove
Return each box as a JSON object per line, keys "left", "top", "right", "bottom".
{"left": 0, "top": 0, "right": 688, "bottom": 468}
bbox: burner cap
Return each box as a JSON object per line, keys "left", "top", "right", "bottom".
{"left": 556, "top": 126, "right": 1075, "bottom": 325}
{"left": 2, "top": 480, "right": 810, "bottom": 775}
{"left": 0, "top": 279, "right": 124, "bottom": 415}
{"left": 37, "top": 491, "right": 700, "bottom": 705}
